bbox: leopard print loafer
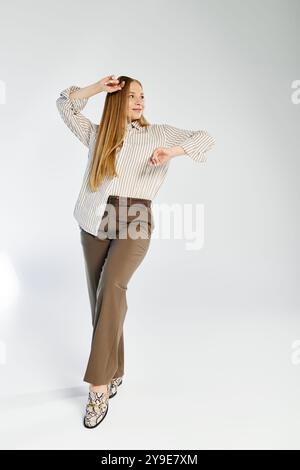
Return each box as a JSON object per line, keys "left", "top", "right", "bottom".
{"left": 83, "top": 389, "right": 109, "bottom": 429}
{"left": 108, "top": 377, "right": 123, "bottom": 399}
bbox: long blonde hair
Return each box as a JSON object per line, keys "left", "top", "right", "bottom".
{"left": 89, "top": 76, "right": 150, "bottom": 191}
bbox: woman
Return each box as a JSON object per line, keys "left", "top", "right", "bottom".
{"left": 56, "top": 74, "right": 216, "bottom": 429}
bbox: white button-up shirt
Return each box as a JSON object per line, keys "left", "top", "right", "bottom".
{"left": 56, "top": 85, "right": 216, "bottom": 236}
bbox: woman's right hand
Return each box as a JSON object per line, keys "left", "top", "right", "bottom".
{"left": 99, "top": 75, "right": 125, "bottom": 93}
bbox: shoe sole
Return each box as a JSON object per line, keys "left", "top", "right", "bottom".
{"left": 109, "top": 379, "right": 123, "bottom": 399}
{"left": 83, "top": 403, "right": 109, "bottom": 429}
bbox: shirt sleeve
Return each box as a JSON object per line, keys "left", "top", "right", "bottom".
{"left": 162, "top": 123, "right": 216, "bottom": 163}
{"left": 56, "top": 85, "right": 98, "bottom": 148}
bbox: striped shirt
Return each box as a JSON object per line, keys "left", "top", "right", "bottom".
{"left": 56, "top": 85, "right": 216, "bottom": 236}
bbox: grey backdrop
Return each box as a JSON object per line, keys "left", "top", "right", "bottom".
{"left": 0, "top": 0, "right": 299, "bottom": 450}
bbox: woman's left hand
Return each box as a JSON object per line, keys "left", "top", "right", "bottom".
{"left": 149, "top": 147, "right": 172, "bottom": 166}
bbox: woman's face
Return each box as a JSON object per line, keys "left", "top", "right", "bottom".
{"left": 127, "top": 82, "right": 144, "bottom": 121}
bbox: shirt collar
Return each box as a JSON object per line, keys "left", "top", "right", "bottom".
{"left": 127, "top": 120, "right": 142, "bottom": 130}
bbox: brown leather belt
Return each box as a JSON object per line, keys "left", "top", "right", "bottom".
{"left": 107, "top": 195, "right": 152, "bottom": 207}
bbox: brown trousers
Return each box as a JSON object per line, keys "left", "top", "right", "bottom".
{"left": 80, "top": 195, "right": 154, "bottom": 385}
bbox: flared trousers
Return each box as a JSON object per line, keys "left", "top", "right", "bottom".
{"left": 80, "top": 195, "right": 154, "bottom": 385}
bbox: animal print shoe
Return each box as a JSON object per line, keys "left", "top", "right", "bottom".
{"left": 83, "top": 389, "right": 109, "bottom": 429}
{"left": 108, "top": 377, "right": 123, "bottom": 399}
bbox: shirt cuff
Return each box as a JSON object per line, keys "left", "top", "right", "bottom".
{"left": 180, "top": 132, "right": 216, "bottom": 163}
{"left": 59, "top": 85, "right": 88, "bottom": 113}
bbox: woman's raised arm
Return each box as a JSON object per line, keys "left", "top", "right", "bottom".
{"left": 56, "top": 76, "right": 125, "bottom": 148}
